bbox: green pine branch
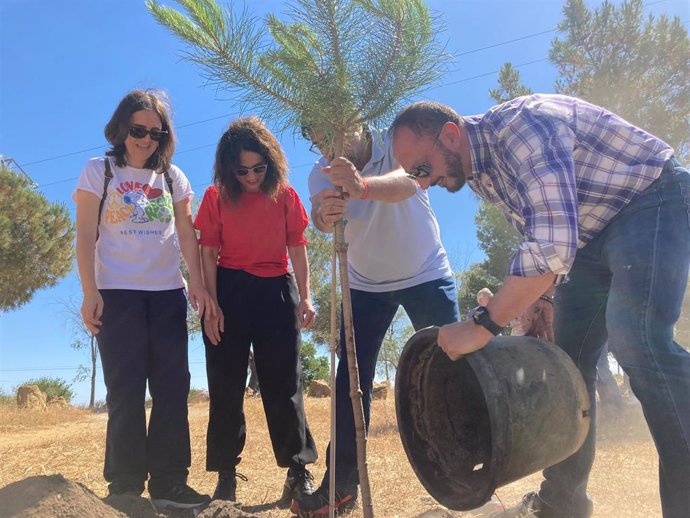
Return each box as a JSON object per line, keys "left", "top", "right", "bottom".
{"left": 146, "top": 0, "right": 449, "bottom": 141}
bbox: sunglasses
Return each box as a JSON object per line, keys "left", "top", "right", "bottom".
{"left": 407, "top": 162, "right": 432, "bottom": 178}
{"left": 236, "top": 164, "right": 268, "bottom": 176}
{"left": 406, "top": 129, "right": 444, "bottom": 179}
{"left": 128, "top": 126, "right": 168, "bottom": 141}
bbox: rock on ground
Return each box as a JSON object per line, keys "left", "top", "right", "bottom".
{"left": 307, "top": 379, "right": 331, "bottom": 398}
{"left": 15, "top": 385, "right": 46, "bottom": 411}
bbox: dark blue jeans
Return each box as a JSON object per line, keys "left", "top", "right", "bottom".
{"left": 539, "top": 162, "right": 690, "bottom": 518}
{"left": 97, "top": 288, "right": 191, "bottom": 495}
{"left": 321, "top": 275, "right": 460, "bottom": 489}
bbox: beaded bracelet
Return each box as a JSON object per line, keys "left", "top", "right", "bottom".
{"left": 539, "top": 294, "right": 553, "bottom": 304}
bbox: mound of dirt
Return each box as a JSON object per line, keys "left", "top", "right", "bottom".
{"left": 0, "top": 474, "right": 124, "bottom": 518}
{"left": 0, "top": 475, "right": 262, "bottom": 518}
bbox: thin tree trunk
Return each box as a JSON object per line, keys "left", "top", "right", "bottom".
{"left": 330, "top": 130, "right": 373, "bottom": 517}
{"left": 329, "top": 243, "right": 338, "bottom": 518}
{"left": 90, "top": 334, "right": 97, "bottom": 409}
{"left": 334, "top": 225, "right": 372, "bottom": 518}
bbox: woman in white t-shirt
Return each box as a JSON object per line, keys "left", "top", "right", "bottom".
{"left": 74, "top": 90, "right": 215, "bottom": 511}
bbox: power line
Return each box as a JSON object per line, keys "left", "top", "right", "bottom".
{"left": 455, "top": 29, "right": 556, "bottom": 57}
{"left": 14, "top": 1, "right": 684, "bottom": 182}
{"left": 42, "top": 160, "right": 316, "bottom": 197}
{"left": 20, "top": 113, "right": 240, "bottom": 168}
{"left": 15, "top": 24, "right": 567, "bottom": 172}
{"left": 436, "top": 58, "right": 550, "bottom": 90}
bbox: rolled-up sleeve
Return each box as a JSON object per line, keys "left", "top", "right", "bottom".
{"left": 504, "top": 115, "right": 579, "bottom": 277}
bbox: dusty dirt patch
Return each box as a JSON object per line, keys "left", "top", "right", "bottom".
{"left": 0, "top": 398, "right": 660, "bottom": 517}
{"left": 0, "top": 474, "right": 124, "bottom": 518}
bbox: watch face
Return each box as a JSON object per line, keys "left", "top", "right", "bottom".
{"left": 472, "top": 306, "right": 488, "bottom": 323}
{"left": 472, "top": 306, "right": 501, "bottom": 335}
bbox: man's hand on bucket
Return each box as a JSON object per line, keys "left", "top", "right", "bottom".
{"left": 438, "top": 320, "right": 493, "bottom": 360}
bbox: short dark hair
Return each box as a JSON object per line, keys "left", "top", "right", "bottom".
{"left": 104, "top": 89, "right": 176, "bottom": 172}
{"left": 391, "top": 101, "right": 462, "bottom": 138}
{"left": 214, "top": 116, "right": 288, "bottom": 203}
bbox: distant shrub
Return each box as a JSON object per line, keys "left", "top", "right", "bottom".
{"left": 0, "top": 388, "right": 14, "bottom": 406}
{"left": 21, "top": 377, "right": 75, "bottom": 403}
{"left": 188, "top": 388, "right": 209, "bottom": 404}
{"left": 301, "top": 341, "right": 329, "bottom": 389}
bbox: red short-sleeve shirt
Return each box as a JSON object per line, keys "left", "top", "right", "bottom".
{"left": 194, "top": 185, "right": 309, "bottom": 277}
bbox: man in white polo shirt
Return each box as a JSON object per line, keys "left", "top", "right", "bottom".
{"left": 292, "top": 125, "right": 460, "bottom": 517}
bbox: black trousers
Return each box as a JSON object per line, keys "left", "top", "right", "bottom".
{"left": 97, "top": 288, "right": 191, "bottom": 494}
{"left": 204, "top": 267, "right": 318, "bottom": 472}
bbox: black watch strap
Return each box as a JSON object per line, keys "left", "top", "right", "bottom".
{"left": 472, "top": 306, "right": 502, "bottom": 336}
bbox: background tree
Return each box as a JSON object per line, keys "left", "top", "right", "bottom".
{"left": 300, "top": 340, "right": 330, "bottom": 388}
{"left": 489, "top": 62, "right": 533, "bottom": 103}
{"left": 0, "top": 160, "right": 74, "bottom": 311}
{"left": 456, "top": 65, "right": 528, "bottom": 317}
{"left": 305, "top": 225, "right": 341, "bottom": 348}
{"left": 61, "top": 299, "right": 99, "bottom": 409}
{"left": 376, "top": 308, "right": 413, "bottom": 383}
{"left": 179, "top": 261, "right": 202, "bottom": 335}
{"left": 457, "top": 202, "right": 522, "bottom": 317}
{"left": 550, "top": 0, "right": 690, "bottom": 161}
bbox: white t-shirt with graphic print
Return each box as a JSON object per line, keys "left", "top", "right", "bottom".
{"left": 73, "top": 157, "right": 193, "bottom": 291}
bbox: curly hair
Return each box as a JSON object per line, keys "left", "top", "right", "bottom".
{"left": 104, "top": 89, "right": 176, "bottom": 172}
{"left": 213, "top": 116, "right": 288, "bottom": 203}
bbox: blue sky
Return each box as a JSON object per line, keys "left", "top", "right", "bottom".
{"left": 1, "top": 0, "right": 687, "bottom": 405}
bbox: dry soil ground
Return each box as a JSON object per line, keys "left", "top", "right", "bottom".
{"left": 0, "top": 397, "right": 660, "bottom": 517}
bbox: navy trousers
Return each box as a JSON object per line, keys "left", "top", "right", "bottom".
{"left": 97, "top": 288, "right": 191, "bottom": 495}
{"left": 204, "top": 267, "right": 318, "bottom": 472}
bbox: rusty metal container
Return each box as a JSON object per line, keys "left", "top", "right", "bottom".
{"left": 395, "top": 326, "right": 590, "bottom": 511}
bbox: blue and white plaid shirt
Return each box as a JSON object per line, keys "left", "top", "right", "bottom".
{"left": 464, "top": 94, "right": 674, "bottom": 277}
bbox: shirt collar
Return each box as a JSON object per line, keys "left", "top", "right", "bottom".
{"left": 463, "top": 115, "right": 493, "bottom": 185}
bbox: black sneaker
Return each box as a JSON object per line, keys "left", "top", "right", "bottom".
{"left": 290, "top": 483, "right": 357, "bottom": 517}
{"left": 212, "top": 469, "right": 248, "bottom": 501}
{"left": 279, "top": 466, "right": 315, "bottom": 506}
{"left": 107, "top": 480, "right": 144, "bottom": 497}
{"left": 150, "top": 484, "right": 211, "bottom": 510}
{"left": 107, "top": 488, "right": 143, "bottom": 498}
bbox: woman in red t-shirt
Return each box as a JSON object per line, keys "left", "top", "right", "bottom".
{"left": 194, "top": 116, "right": 318, "bottom": 505}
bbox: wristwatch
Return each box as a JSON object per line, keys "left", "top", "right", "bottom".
{"left": 471, "top": 306, "right": 503, "bottom": 336}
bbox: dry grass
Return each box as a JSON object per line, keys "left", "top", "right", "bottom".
{"left": 0, "top": 397, "right": 660, "bottom": 517}
{"left": 0, "top": 404, "right": 90, "bottom": 435}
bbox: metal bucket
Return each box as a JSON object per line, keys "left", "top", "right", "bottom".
{"left": 395, "top": 326, "right": 590, "bottom": 511}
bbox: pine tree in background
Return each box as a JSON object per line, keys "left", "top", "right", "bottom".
{"left": 457, "top": 202, "right": 522, "bottom": 318}
{"left": 489, "top": 62, "right": 533, "bottom": 104}
{"left": 306, "top": 225, "right": 341, "bottom": 348}
{"left": 0, "top": 161, "right": 74, "bottom": 312}
{"left": 550, "top": 0, "right": 690, "bottom": 161}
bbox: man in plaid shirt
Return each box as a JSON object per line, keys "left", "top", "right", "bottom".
{"left": 382, "top": 95, "right": 688, "bottom": 518}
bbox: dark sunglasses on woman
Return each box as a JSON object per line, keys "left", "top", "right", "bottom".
{"left": 236, "top": 164, "right": 268, "bottom": 176}
{"left": 128, "top": 126, "right": 168, "bottom": 142}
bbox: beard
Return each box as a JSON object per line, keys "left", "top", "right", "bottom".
{"left": 435, "top": 144, "right": 466, "bottom": 193}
